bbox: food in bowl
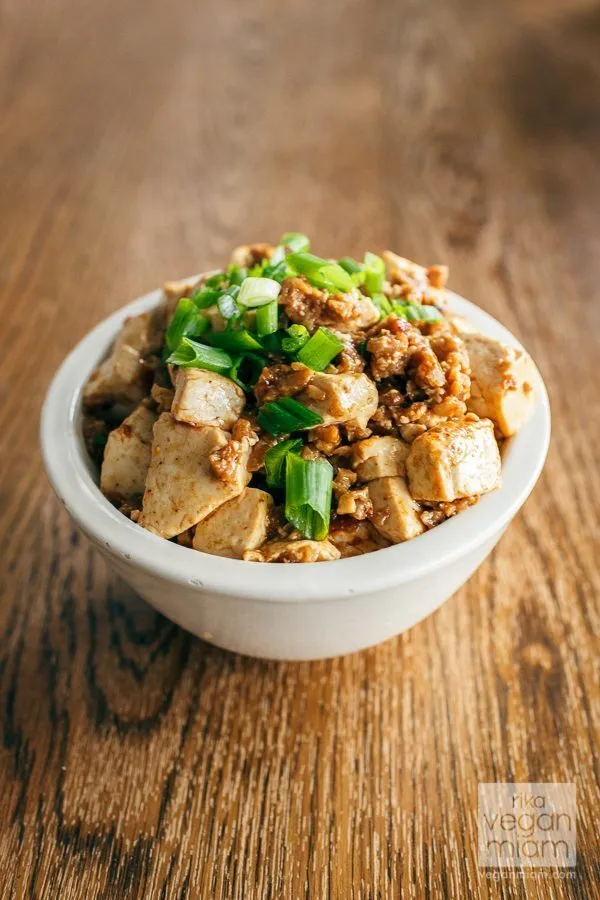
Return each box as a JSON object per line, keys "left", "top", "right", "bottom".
{"left": 82, "top": 234, "right": 537, "bottom": 563}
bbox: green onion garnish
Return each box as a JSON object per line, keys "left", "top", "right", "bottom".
{"left": 393, "top": 302, "right": 443, "bottom": 323}
{"left": 203, "top": 272, "right": 227, "bottom": 288}
{"left": 260, "top": 258, "right": 287, "bottom": 282}
{"left": 258, "top": 397, "right": 323, "bottom": 436}
{"left": 165, "top": 298, "right": 209, "bottom": 352}
{"left": 264, "top": 438, "right": 303, "bottom": 488}
{"left": 206, "top": 329, "right": 264, "bottom": 353}
{"left": 281, "top": 324, "right": 310, "bottom": 355}
{"left": 372, "top": 292, "right": 393, "bottom": 317}
{"left": 226, "top": 264, "right": 247, "bottom": 286}
{"left": 190, "top": 286, "right": 222, "bottom": 309}
{"left": 338, "top": 256, "right": 364, "bottom": 275}
{"left": 296, "top": 327, "right": 344, "bottom": 371}
{"left": 286, "top": 252, "right": 354, "bottom": 293}
{"left": 229, "top": 352, "right": 265, "bottom": 391}
{"left": 237, "top": 276, "right": 282, "bottom": 308}
{"left": 255, "top": 300, "right": 279, "bottom": 337}
{"left": 281, "top": 232, "right": 310, "bottom": 254}
{"left": 217, "top": 293, "right": 240, "bottom": 320}
{"left": 284, "top": 453, "right": 334, "bottom": 541}
{"left": 166, "top": 337, "right": 233, "bottom": 374}
{"left": 363, "top": 252, "right": 386, "bottom": 296}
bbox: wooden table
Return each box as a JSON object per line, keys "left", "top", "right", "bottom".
{"left": 1, "top": 0, "right": 598, "bottom": 896}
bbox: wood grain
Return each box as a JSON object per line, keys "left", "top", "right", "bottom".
{"left": 0, "top": 0, "right": 599, "bottom": 896}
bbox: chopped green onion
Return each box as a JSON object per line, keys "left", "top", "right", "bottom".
{"left": 267, "top": 246, "right": 285, "bottom": 266}
{"left": 218, "top": 292, "right": 241, "bottom": 320}
{"left": 363, "top": 252, "right": 386, "bottom": 296}
{"left": 226, "top": 264, "right": 247, "bottom": 286}
{"left": 203, "top": 272, "right": 227, "bottom": 288}
{"left": 255, "top": 300, "right": 279, "bottom": 336}
{"left": 286, "top": 252, "right": 354, "bottom": 293}
{"left": 258, "top": 397, "right": 323, "bottom": 437}
{"left": 165, "top": 299, "right": 209, "bottom": 352}
{"left": 260, "top": 258, "right": 288, "bottom": 282}
{"left": 264, "top": 438, "right": 303, "bottom": 488}
{"left": 206, "top": 329, "right": 264, "bottom": 353}
{"left": 280, "top": 232, "right": 310, "bottom": 254}
{"left": 191, "top": 286, "right": 222, "bottom": 309}
{"left": 281, "top": 324, "right": 310, "bottom": 355}
{"left": 229, "top": 352, "right": 265, "bottom": 391}
{"left": 296, "top": 327, "right": 344, "bottom": 371}
{"left": 372, "top": 292, "right": 393, "bottom": 317}
{"left": 260, "top": 331, "right": 283, "bottom": 356}
{"left": 284, "top": 453, "right": 334, "bottom": 541}
{"left": 166, "top": 337, "right": 233, "bottom": 374}
{"left": 237, "top": 276, "right": 282, "bottom": 308}
{"left": 392, "top": 302, "right": 443, "bottom": 323}
{"left": 338, "top": 256, "right": 364, "bottom": 275}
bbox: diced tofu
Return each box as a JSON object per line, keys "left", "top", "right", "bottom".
{"left": 172, "top": 368, "right": 245, "bottom": 430}
{"left": 297, "top": 373, "right": 379, "bottom": 430}
{"left": 100, "top": 404, "right": 156, "bottom": 501}
{"left": 449, "top": 315, "right": 477, "bottom": 335}
{"left": 352, "top": 436, "right": 410, "bottom": 482}
{"left": 83, "top": 313, "right": 153, "bottom": 408}
{"left": 463, "top": 334, "right": 537, "bottom": 437}
{"left": 406, "top": 418, "right": 501, "bottom": 502}
{"left": 367, "top": 477, "right": 425, "bottom": 543}
{"left": 193, "top": 488, "right": 273, "bottom": 558}
{"left": 139, "top": 414, "right": 250, "bottom": 538}
{"left": 244, "top": 539, "right": 341, "bottom": 563}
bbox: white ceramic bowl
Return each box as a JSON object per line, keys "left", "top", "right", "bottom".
{"left": 41, "top": 284, "right": 550, "bottom": 660}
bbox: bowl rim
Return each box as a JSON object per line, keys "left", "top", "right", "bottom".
{"left": 40, "top": 281, "right": 551, "bottom": 603}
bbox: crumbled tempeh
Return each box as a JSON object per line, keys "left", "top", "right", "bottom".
{"left": 244, "top": 539, "right": 341, "bottom": 563}
{"left": 254, "top": 363, "right": 313, "bottom": 404}
{"left": 280, "top": 277, "right": 379, "bottom": 332}
{"left": 209, "top": 419, "right": 256, "bottom": 485}
{"left": 328, "top": 518, "right": 390, "bottom": 557}
{"left": 336, "top": 487, "right": 373, "bottom": 520}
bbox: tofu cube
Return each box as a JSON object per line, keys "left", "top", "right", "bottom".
{"left": 83, "top": 312, "right": 153, "bottom": 408}
{"left": 406, "top": 418, "right": 501, "bottom": 502}
{"left": 367, "top": 476, "right": 425, "bottom": 543}
{"left": 172, "top": 368, "right": 245, "bottom": 430}
{"left": 100, "top": 404, "right": 156, "bottom": 501}
{"left": 193, "top": 488, "right": 273, "bottom": 558}
{"left": 139, "top": 414, "right": 249, "bottom": 538}
{"left": 352, "top": 436, "right": 410, "bottom": 482}
{"left": 464, "top": 334, "right": 537, "bottom": 437}
{"left": 297, "top": 373, "right": 379, "bottom": 430}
